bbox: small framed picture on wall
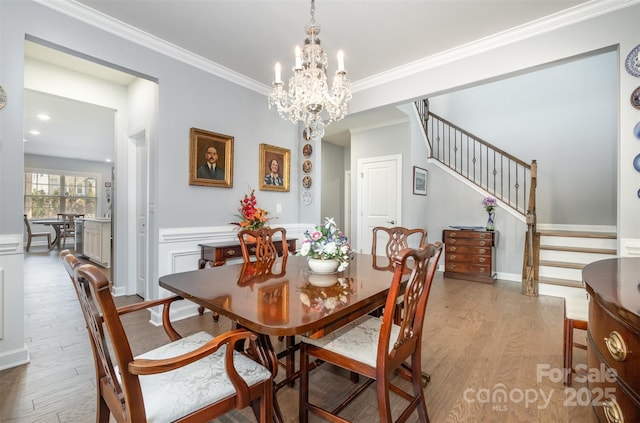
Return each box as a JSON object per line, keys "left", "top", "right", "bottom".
{"left": 413, "top": 166, "right": 428, "bottom": 196}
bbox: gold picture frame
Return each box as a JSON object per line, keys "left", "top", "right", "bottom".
{"left": 259, "top": 143, "right": 290, "bottom": 192}
{"left": 189, "top": 128, "right": 234, "bottom": 188}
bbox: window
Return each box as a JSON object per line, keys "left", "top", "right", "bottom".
{"left": 24, "top": 171, "right": 98, "bottom": 218}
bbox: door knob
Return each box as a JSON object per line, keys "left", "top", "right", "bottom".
{"left": 387, "top": 220, "right": 395, "bottom": 224}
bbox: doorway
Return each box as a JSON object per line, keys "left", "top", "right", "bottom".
{"left": 356, "top": 154, "right": 402, "bottom": 254}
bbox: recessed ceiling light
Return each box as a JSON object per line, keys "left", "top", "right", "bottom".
{"left": 37, "top": 113, "right": 51, "bottom": 121}
{"left": 105, "top": 159, "right": 112, "bottom": 163}
{"left": 23, "top": 139, "right": 27, "bottom": 142}
{"left": 29, "top": 130, "right": 40, "bottom": 135}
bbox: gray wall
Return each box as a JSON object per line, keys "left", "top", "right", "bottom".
{"left": 429, "top": 50, "right": 617, "bottom": 226}
{"left": 321, "top": 141, "right": 346, "bottom": 231}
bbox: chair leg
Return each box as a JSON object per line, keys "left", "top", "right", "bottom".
{"left": 26, "top": 237, "right": 31, "bottom": 252}
{"left": 299, "top": 343, "right": 309, "bottom": 423}
{"left": 563, "top": 317, "right": 574, "bottom": 387}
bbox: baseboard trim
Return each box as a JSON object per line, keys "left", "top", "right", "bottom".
{"left": 0, "top": 344, "right": 30, "bottom": 371}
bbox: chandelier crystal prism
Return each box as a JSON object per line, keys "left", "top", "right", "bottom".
{"left": 268, "top": 0, "right": 351, "bottom": 138}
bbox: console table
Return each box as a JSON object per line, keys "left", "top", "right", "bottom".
{"left": 198, "top": 238, "right": 297, "bottom": 269}
{"left": 583, "top": 257, "right": 640, "bottom": 423}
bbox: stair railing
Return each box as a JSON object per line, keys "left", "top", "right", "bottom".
{"left": 415, "top": 99, "right": 538, "bottom": 294}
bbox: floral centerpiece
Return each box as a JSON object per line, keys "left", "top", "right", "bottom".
{"left": 231, "top": 188, "right": 270, "bottom": 231}
{"left": 299, "top": 277, "right": 354, "bottom": 315}
{"left": 482, "top": 196, "right": 497, "bottom": 231}
{"left": 297, "top": 217, "right": 352, "bottom": 272}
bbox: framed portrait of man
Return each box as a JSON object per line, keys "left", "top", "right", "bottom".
{"left": 189, "top": 128, "right": 234, "bottom": 188}
{"left": 259, "top": 143, "right": 290, "bottom": 192}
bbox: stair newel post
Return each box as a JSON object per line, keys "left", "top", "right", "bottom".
{"left": 522, "top": 159, "right": 538, "bottom": 296}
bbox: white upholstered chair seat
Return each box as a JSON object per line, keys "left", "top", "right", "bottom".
{"left": 565, "top": 294, "right": 589, "bottom": 321}
{"left": 301, "top": 315, "right": 400, "bottom": 368}
{"left": 115, "top": 331, "right": 272, "bottom": 423}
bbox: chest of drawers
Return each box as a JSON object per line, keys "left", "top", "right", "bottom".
{"left": 442, "top": 229, "right": 496, "bottom": 283}
{"left": 583, "top": 258, "right": 640, "bottom": 423}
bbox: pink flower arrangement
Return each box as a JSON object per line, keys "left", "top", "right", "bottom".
{"left": 482, "top": 196, "right": 497, "bottom": 213}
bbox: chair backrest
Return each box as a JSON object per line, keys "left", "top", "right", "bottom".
{"left": 238, "top": 227, "right": 289, "bottom": 262}
{"left": 61, "top": 251, "right": 137, "bottom": 422}
{"left": 376, "top": 243, "right": 443, "bottom": 374}
{"left": 371, "top": 226, "right": 428, "bottom": 260}
{"left": 237, "top": 256, "right": 287, "bottom": 286}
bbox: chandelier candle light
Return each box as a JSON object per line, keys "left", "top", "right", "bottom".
{"left": 268, "top": 0, "right": 352, "bottom": 139}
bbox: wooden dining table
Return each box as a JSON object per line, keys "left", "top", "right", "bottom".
{"left": 159, "top": 253, "right": 403, "bottom": 422}
{"left": 31, "top": 218, "right": 66, "bottom": 250}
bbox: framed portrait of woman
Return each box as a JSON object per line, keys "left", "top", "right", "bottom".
{"left": 189, "top": 128, "right": 234, "bottom": 188}
{"left": 259, "top": 143, "right": 290, "bottom": 192}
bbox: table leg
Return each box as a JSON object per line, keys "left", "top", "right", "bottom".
{"left": 48, "top": 225, "right": 62, "bottom": 250}
{"left": 252, "top": 334, "right": 285, "bottom": 423}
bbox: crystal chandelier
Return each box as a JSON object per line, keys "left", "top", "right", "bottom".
{"left": 268, "top": 0, "right": 351, "bottom": 139}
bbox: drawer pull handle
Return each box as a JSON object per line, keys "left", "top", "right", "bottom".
{"left": 478, "top": 248, "right": 486, "bottom": 254}
{"left": 449, "top": 255, "right": 456, "bottom": 260}
{"left": 479, "top": 267, "right": 486, "bottom": 272}
{"left": 450, "top": 246, "right": 457, "bottom": 252}
{"left": 449, "top": 233, "right": 457, "bottom": 238}
{"left": 479, "top": 241, "right": 486, "bottom": 246}
{"left": 451, "top": 264, "right": 456, "bottom": 269}
{"left": 479, "top": 257, "right": 485, "bottom": 263}
{"left": 225, "top": 250, "right": 236, "bottom": 256}
{"left": 603, "top": 398, "right": 624, "bottom": 423}
{"left": 604, "top": 331, "right": 627, "bottom": 361}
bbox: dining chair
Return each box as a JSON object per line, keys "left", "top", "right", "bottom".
{"left": 24, "top": 214, "right": 51, "bottom": 252}
{"left": 563, "top": 293, "right": 589, "bottom": 386}
{"left": 371, "top": 226, "right": 428, "bottom": 325}
{"left": 238, "top": 226, "right": 290, "bottom": 262}
{"left": 238, "top": 227, "right": 296, "bottom": 383}
{"left": 57, "top": 213, "right": 83, "bottom": 248}
{"left": 299, "top": 243, "right": 443, "bottom": 423}
{"left": 60, "top": 250, "right": 274, "bottom": 423}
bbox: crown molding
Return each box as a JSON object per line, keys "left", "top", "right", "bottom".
{"left": 33, "top": 0, "right": 271, "bottom": 95}
{"left": 36, "top": 0, "right": 636, "bottom": 97}
{"left": 352, "top": 0, "right": 638, "bottom": 92}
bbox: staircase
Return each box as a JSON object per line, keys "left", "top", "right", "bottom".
{"left": 537, "top": 229, "right": 617, "bottom": 287}
{"left": 414, "top": 98, "right": 619, "bottom": 294}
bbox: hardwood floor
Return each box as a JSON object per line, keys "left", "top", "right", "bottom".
{"left": 1, "top": 250, "right": 596, "bottom": 422}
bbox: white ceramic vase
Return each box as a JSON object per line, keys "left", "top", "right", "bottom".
{"left": 308, "top": 258, "right": 340, "bottom": 274}
{"left": 308, "top": 273, "right": 339, "bottom": 287}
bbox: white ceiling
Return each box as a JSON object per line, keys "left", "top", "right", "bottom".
{"left": 24, "top": 0, "right": 596, "bottom": 160}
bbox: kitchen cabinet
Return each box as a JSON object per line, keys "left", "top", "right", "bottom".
{"left": 83, "top": 218, "right": 111, "bottom": 268}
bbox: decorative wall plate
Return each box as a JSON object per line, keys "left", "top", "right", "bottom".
{"left": 303, "top": 143, "right": 312, "bottom": 158}
{"left": 0, "top": 85, "right": 6, "bottom": 109}
{"left": 634, "top": 121, "right": 640, "bottom": 139}
{"left": 302, "top": 175, "right": 312, "bottom": 188}
{"left": 301, "top": 190, "right": 312, "bottom": 205}
{"left": 632, "top": 86, "right": 640, "bottom": 110}
{"left": 302, "top": 159, "right": 312, "bottom": 174}
{"left": 625, "top": 44, "right": 640, "bottom": 77}
{"left": 634, "top": 153, "right": 640, "bottom": 172}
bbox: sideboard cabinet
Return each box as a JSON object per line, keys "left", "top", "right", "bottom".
{"left": 583, "top": 258, "right": 640, "bottom": 423}
{"left": 442, "top": 229, "right": 496, "bottom": 283}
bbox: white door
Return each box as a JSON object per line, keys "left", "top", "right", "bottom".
{"left": 357, "top": 155, "right": 402, "bottom": 254}
{"left": 131, "top": 131, "right": 148, "bottom": 298}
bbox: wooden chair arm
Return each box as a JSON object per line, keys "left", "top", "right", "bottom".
{"left": 117, "top": 296, "right": 184, "bottom": 341}
{"left": 128, "top": 329, "right": 260, "bottom": 408}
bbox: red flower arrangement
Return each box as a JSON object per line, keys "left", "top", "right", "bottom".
{"left": 231, "top": 189, "right": 270, "bottom": 231}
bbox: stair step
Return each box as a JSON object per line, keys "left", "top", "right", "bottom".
{"left": 538, "top": 230, "right": 616, "bottom": 239}
{"left": 539, "top": 260, "right": 586, "bottom": 270}
{"left": 539, "top": 245, "right": 617, "bottom": 255}
{"left": 539, "top": 277, "right": 584, "bottom": 288}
